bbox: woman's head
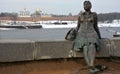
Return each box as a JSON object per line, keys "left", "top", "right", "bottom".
{"left": 83, "top": 0, "right": 92, "bottom": 11}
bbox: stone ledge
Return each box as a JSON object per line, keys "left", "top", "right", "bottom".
{"left": 0, "top": 38, "right": 120, "bottom": 62}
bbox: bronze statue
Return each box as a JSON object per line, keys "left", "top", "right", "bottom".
{"left": 73, "top": 1, "right": 107, "bottom": 74}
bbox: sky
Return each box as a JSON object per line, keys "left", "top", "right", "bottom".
{"left": 0, "top": 0, "right": 120, "bottom": 15}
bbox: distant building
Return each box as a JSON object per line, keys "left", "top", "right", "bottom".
{"left": 41, "top": 14, "right": 52, "bottom": 17}
{"left": 18, "top": 8, "right": 30, "bottom": 17}
{"left": 31, "top": 8, "right": 52, "bottom": 17}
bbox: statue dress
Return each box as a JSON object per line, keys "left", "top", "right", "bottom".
{"left": 73, "top": 12, "right": 100, "bottom": 51}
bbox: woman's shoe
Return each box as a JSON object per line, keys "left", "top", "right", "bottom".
{"left": 89, "top": 66, "right": 100, "bottom": 74}
{"left": 95, "top": 65, "right": 107, "bottom": 71}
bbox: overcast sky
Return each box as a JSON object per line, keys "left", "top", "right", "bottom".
{"left": 0, "top": 0, "right": 120, "bottom": 15}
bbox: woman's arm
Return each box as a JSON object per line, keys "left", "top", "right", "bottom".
{"left": 76, "top": 15, "right": 81, "bottom": 31}
{"left": 93, "top": 12, "right": 101, "bottom": 39}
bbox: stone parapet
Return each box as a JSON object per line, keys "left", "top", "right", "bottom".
{"left": 0, "top": 38, "right": 120, "bottom": 62}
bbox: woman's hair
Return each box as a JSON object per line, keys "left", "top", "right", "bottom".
{"left": 83, "top": 0, "right": 92, "bottom": 6}
{"left": 83, "top": 0, "right": 92, "bottom": 9}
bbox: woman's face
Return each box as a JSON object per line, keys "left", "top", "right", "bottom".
{"left": 84, "top": 1, "right": 92, "bottom": 11}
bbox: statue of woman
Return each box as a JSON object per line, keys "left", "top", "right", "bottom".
{"left": 74, "top": 1, "right": 106, "bottom": 74}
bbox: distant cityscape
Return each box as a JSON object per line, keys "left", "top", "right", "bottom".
{"left": 0, "top": 8, "right": 120, "bottom": 24}
{"left": 0, "top": 8, "right": 76, "bottom": 24}
{"left": 0, "top": 8, "right": 74, "bottom": 17}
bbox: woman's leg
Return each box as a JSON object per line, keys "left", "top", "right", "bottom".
{"left": 83, "top": 43, "right": 96, "bottom": 67}
{"left": 83, "top": 43, "right": 100, "bottom": 73}
{"left": 83, "top": 45, "right": 90, "bottom": 66}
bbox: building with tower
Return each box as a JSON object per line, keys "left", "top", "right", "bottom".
{"left": 18, "top": 8, "right": 30, "bottom": 17}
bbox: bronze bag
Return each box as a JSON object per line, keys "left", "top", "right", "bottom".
{"left": 65, "top": 28, "right": 77, "bottom": 41}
